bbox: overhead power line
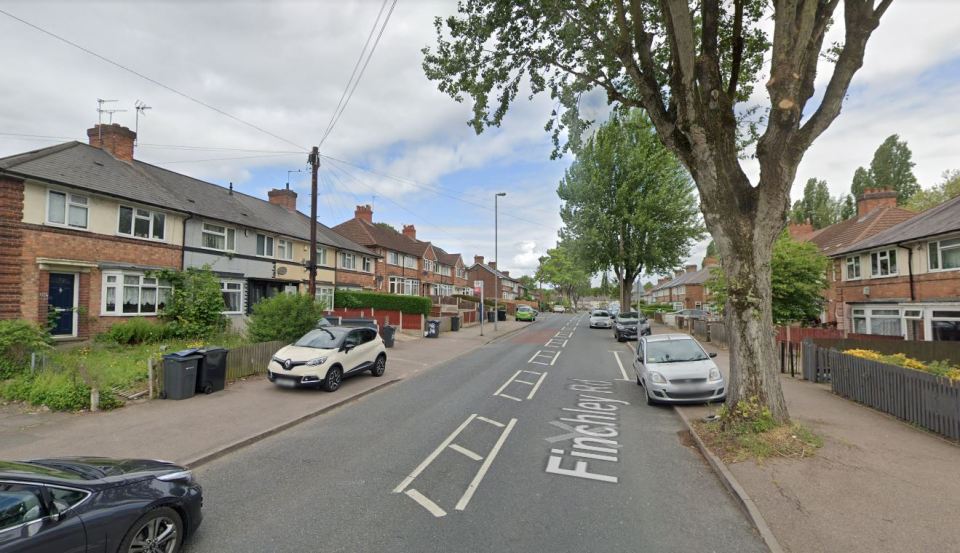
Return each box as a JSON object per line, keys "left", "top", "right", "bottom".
{"left": 0, "top": 7, "right": 307, "bottom": 152}
{"left": 317, "top": 0, "right": 398, "bottom": 149}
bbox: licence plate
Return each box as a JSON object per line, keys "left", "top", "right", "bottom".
{"left": 275, "top": 379, "right": 296, "bottom": 388}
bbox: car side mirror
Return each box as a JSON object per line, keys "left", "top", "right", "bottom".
{"left": 709, "top": 352, "right": 717, "bottom": 358}
{"left": 342, "top": 343, "right": 355, "bottom": 352}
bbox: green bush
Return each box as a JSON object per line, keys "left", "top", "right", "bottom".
{"left": 0, "top": 371, "right": 121, "bottom": 411}
{"left": 154, "top": 267, "right": 227, "bottom": 339}
{"left": 248, "top": 293, "right": 326, "bottom": 343}
{"left": 334, "top": 291, "right": 432, "bottom": 316}
{"left": 96, "top": 319, "right": 176, "bottom": 345}
{"left": 0, "top": 320, "right": 52, "bottom": 379}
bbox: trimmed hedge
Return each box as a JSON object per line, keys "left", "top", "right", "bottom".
{"left": 335, "top": 291, "right": 432, "bottom": 316}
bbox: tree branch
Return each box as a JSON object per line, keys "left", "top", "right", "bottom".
{"left": 727, "top": 0, "right": 745, "bottom": 98}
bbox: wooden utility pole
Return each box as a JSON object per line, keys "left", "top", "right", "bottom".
{"left": 307, "top": 146, "right": 319, "bottom": 297}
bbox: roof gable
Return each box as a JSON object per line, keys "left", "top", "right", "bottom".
{"left": 833, "top": 194, "right": 960, "bottom": 256}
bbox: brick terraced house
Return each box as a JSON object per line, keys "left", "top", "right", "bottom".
{"left": 467, "top": 256, "right": 526, "bottom": 301}
{"left": 827, "top": 193, "right": 960, "bottom": 341}
{"left": 646, "top": 259, "right": 719, "bottom": 312}
{"left": 0, "top": 123, "right": 376, "bottom": 337}
{"left": 333, "top": 206, "right": 469, "bottom": 297}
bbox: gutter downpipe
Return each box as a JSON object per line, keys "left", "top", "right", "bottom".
{"left": 181, "top": 213, "right": 193, "bottom": 271}
{"left": 900, "top": 242, "right": 916, "bottom": 301}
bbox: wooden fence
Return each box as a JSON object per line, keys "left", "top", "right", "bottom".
{"left": 803, "top": 343, "right": 960, "bottom": 440}
{"left": 709, "top": 322, "right": 727, "bottom": 347}
{"left": 225, "top": 340, "right": 286, "bottom": 381}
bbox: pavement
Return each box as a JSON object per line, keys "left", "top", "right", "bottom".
{"left": 654, "top": 321, "right": 960, "bottom": 553}
{"left": 180, "top": 312, "right": 766, "bottom": 553}
{"left": 0, "top": 319, "right": 531, "bottom": 466}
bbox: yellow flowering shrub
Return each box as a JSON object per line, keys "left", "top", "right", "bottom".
{"left": 843, "top": 349, "right": 960, "bottom": 381}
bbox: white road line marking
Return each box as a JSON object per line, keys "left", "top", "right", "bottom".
{"left": 454, "top": 418, "right": 518, "bottom": 511}
{"left": 609, "top": 350, "right": 630, "bottom": 380}
{"left": 449, "top": 443, "right": 484, "bottom": 461}
{"left": 514, "top": 379, "right": 536, "bottom": 385}
{"left": 550, "top": 350, "right": 562, "bottom": 366}
{"left": 493, "top": 370, "right": 522, "bottom": 396}
{"left": 562, "top": 339, "right": 568, "bottom": 347}
{"left": 404, "top": 489, "right": 447, "bottom": 518}
{"left": 528, "top": 351, "right": 543, "bottom": 364}
{"left": 477, "top": 416, "right": 504, "bottom": 428}
{"left": 394, "top": 414, "right": 477, "bottom": 493}
{"left": 526, "top": 372, "right": 548, "bottom": 399}
{"left": 498, "top": 393, "right": 523, "bottom": 401}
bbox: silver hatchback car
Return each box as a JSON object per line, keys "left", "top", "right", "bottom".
{"left": 633, "top": 334, "right": 726, "bottom": 405}
{"left": 588, "top": 309, "right": 612, "bottom": 329}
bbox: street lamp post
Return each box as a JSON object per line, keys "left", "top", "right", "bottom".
{"left": 494, "top": 192, "right": 506, "bottom": 331}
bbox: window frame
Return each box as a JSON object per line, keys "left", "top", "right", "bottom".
{"left": 387, "top": 251, "right": 400, "bottom": 266}
{"left": 46, "top": 189, "right": 89, "bottom": 230}
{"left": 339, "top": 252, "right": 357, "bottom": 270}
{"left": 362, "top": 256, "right": 373, "bottom": 273}
{"left": 276, "top": 239, "right": 294, "bottom": 261}
{"left": 255, "top": 234, "right": 275, "bottom": 258}
{"left": 845, "top": 255, "right": 861, "bottom": 280}
{"left": 117, "top": 205, "right": 166, "bottom": 241}
{"left": 220, "top": 279, "right": 245, "bottom": 314}
{"left": 315, "top": 285, "right": 335, "bottom": 310}
{"left": 0, "top": 481, "right": 52, "bottom": 534}
{"left": 201, "top": 222, "right": 236, "bottom": 252}
{"left": 928, "top": 237, "right": 960, "bottom": 272}
{"left": 870, "top": 249, "right": 898, "bottom": 277}
{"left": 101, "top": 271, "right": 173, "bottom": 316}
{"left": 316, "top": 246, "right": 329, "bottom": 266}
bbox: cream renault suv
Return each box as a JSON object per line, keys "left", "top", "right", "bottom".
{"left": 268, "top": 326, "right": 387, "bottom": 392}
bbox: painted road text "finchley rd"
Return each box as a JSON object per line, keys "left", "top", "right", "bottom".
{"left": 544, "top": 379, "right": 628, "bottom": 484}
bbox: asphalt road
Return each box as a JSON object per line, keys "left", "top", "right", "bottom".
{"left": 182, "top": 313, "right": 766, "bottom": 553}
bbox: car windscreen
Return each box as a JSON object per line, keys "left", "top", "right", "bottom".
{"left": 618, "top": 312, "right": 639, "bottom": 321}
{"left": 645, "top": 340, "right": 709, "bottom": 363}
{"left": 294, "top": 328, "right": 346, "bottom": 349}
{"left": 518, "top": 306, "right": 532, "bottom": 312}
{"left": 592, "top": 311, "right": 608, "bottom": 317}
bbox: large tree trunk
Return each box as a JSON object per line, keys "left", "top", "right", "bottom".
{"left": 620, "top": 271, "right": 637, "bottom": 310}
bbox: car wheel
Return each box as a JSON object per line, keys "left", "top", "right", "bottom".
{"left": 370, "top": 354, "right": 386, "bottom": 377}
{"left": 118, "top": 506, "right": 183, "bottom": 553}
{"left": 636, "top": 374, "right": 642, "bottom": 386}
{"left": 323, "top": 365, "right": 343, "bottom": 392}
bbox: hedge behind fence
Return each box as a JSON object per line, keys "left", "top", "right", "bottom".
{"left": 334, "top": 291, "right": 432, "bottom": 316}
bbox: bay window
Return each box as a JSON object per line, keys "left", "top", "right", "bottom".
{"left": 315, "top": 286, "right": 335, "bottom": 310}
{"left": 102, "top": 272, "right": 172, "bottom": 315}
{"left": 47, "top": 190, "right": 88, "bottom": 229}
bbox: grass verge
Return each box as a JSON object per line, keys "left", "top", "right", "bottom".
{"left": 693, "top": 419, "right": 823, "bottom": 463}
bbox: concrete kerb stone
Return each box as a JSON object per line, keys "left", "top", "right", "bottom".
{"left": 624, "top": 340, "right": 783, "bottom": 553}
{"left": 183, "top": 379, "right": 401, "bottom": 469}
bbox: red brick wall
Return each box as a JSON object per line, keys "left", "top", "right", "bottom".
{"left": 0, "top": 176, "right": 24, "bottom": 319}
{"left": 467, "top": 267, "right": 498, "bottom": 299}
{"left": 20, "top": 224, "right": 182, "bottom": 338}
{"left": 335, "top": 268, "right": 376, "bottom": 289}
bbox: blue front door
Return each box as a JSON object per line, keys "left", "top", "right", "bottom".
{"left": 48, "top": 273, "right": 75, "bottom": 336}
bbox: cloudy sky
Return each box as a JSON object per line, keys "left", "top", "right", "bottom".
{"left": 1, "top": 0, "right": 957, "bottom": 283}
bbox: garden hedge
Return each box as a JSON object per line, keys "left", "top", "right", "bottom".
{"left": 334, "top": 291, "right": 432, "bottom": 316}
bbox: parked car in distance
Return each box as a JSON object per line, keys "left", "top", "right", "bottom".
{"left": 609, "top": 307, "right": 620, "bottom": 319}
{"left": 515, "top": 305, "right": 536, "bottom": 322}
{"left": 268, "top": 326, "right": 386, "bottom": 392}
{"left": 552, "top": 305, "right": 566, "bottom": 313}
{"left": 613, "top": 311, "right": 650, "bottom": 342}
{"left": 589, "top": 309, "right": 613, "bottom": 329}
{"left": 633, "top": 334, "right": 725, "bottom": 405}
{"left": 0, "top": 456, "right": 202, "bottom": 553}
{"left": 672, "top": 308, "right": 710, "bottom": 319}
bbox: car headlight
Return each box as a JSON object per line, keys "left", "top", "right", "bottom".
{"left": 271, "top": 355, "right": 283, "bottom": 363}
{"left": 708, "top": 368, "right": 722, "bottom": 381}
{"left": 649, "top": 372, "right": 667, "bottom": 384}
{"left": 157, "top": 470, "right": 194, "bottom": 484}
{"left": 305, "top": 357, "right": 327, "bottom": 366}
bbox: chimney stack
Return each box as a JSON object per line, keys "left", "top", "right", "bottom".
{"left": 355, "top": 205, "right": 373, "bottom": 223}
{"left": 402, "top": 224, "right": 417, "bottom": 240}
{"left": 87, "top": 123, "right": 136, "bottom": 162}
{"left": 502, "top": 270, "right": 510, "bottom": 277}
{"left": 474, "top": 255, "right": 484, "bottom": 266}
{"left": 685, "top": 264, "right": 698, "bottom": 273}
{"left": 489, "top": 261, "right": 497, "bottom": 270}
{"left": 267, "top": 188, "right": 298, "bottom": 212}
{"left": 702, "top": 256, "right": 720, "bottom": 268}
{"left": 787, "top": 220, "right": 815, "bottom": 240}
{"left": 857, "top": 188, "right": 898, "bottom": 217}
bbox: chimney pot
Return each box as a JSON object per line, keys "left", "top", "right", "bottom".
{"left": 355, "top": 204, "right": 373, "bottom": 223}
{"left": 87, "top": 123, "right": 136, "bottom": 162}
{"left": 268, "top": 188, "right": 298, "bottom": 211}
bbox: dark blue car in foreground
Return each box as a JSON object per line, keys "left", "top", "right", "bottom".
{"left": 0, "top": 457, "right": 202, "bottom": 553}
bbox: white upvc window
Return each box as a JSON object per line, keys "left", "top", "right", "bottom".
{"left": 405, "top": 278, "right": 420, "bottom": 296}
{"left": 387, "top": 251, "right": 400, "bottom": 265}
{"left": 47, "top": 190, "right": 88, "bottom": 229}
{"left": 456, "top": 267, "right": 465, "bottom": 279}
{"left": 928, "top": 237, "right": 960, "bottom": 271}
{"left": 315, "top": 286, "right": 335, "bottom": 310}
{"left": 220, "top": 280, "right": 244, "bottom": 314}
{"left": 317, "top": 247, "right": 329, "bottom": 266}
{"left": 340, "top": 252, "right": 357, "bottom": 270}
{"left": 850, "top": 306, "right": 903, "bottom": 337}
{"left": 118, "top": 205, "right": 166, "bottom": 240}
{"left": 256, "top": 234, "right": 275, "bottom": 257}
{"left": 362, "top": 256, "right": 373, "bottom": 273}
{"left": 870, "top": 249, "right": 898, "bottom": 277}
{"left": 388, "top": 276, "right": 403, "bottom": 294}
{"left": 102, "top": 272, "right": 172, "bottom": 316}
{"left": 202, "top": 223, "right": 236, "bottom": 251}
{"left": 424, "top": 259, "right": 435, "bottom": 273}
{"left": 276, "top": 239, "right": 294, "bottom": 261}
{"left": 403, "top": 255, "right": 418, "bottom": 269}
{"left": 845, "top": 256, "right": 861, "bottom": 280}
